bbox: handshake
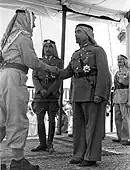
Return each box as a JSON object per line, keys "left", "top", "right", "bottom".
{"left": 49, "top": 65, "right": 59, "bottom": 75}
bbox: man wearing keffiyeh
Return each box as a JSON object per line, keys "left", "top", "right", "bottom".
{"left": 31, "top": 39, "right": 63, "bottom": 153}
{"left": 0, "top": 8, "right": 58, "bottom": 170}
{"left": 59, "top": 23, "right": 111, "bottom": 167}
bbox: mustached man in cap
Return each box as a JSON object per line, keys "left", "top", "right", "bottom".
{"left": 113, "top": 54, "right": 130, "bottom": 145}
{"left": 31, "top": 39, "right": 63, "bottom": 153}
{"left": 58, "top": 24, "right": 110, "bottom": 167}
{"left": 0, "top": 8, "right": 58, "bottom": 170}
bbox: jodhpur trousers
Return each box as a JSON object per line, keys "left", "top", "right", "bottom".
{"left": 114, "top": 103, "right": 130, "bottom": 141}
{"left": 0, "top": 68, "right": 29, "bottom": 149}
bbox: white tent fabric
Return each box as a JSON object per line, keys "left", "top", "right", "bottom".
{"left": 1, "top": 1, "right": 130, "bottom": 120}
{"left": 0, "top": 0, "right": 130, "bottom": 21}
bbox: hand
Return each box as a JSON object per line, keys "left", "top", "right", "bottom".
{"left": 94, "top": 95, "right": 102, "bottom": 103}
{"left": 40, "top": 89, "right": 48, "bottom": 98}
{"left": 49, "top": 66, "right": 59, "bottom": 75}
{"left": 126, "top": 103, "right": 130, "bottom": 108}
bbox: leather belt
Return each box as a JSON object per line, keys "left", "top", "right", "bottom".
{"left": 1, "top": 62, "right": 28, "bottom": 74}
{"left": 44, "top": 77, "right": 55, "bottom": 84}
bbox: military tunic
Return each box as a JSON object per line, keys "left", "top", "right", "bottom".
{"left": 59, "top": 43, "right": 110, "bottom": 161}
{"left": 32, "top": 56, "right": 63, "bottom": 147}
{"left": 113, "top": 69, "right": 130, "bottom": 141}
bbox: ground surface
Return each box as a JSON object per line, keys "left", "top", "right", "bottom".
{"left": 2, "top": 133, "right": 130, "bottom": 170}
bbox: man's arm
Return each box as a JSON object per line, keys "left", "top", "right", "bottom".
{"left": 59, "top": 62, "right": 73, "bottom": 79}
{"left": 32, "top": 70, "right": 43, "bottom": 93}
{"left": 94, "top": 46, "right": 109, "bottom": 100}
{"left": 17, "top": 34, "right": 58, "bottom": 74}
{"left": 47, "top": 59, "right": 63, "bottom": 95}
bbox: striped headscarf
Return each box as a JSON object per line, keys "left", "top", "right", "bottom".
{"left": 0, "top": 8, "right": 35, "bottom": 53}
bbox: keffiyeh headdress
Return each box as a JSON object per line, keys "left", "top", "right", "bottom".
{"left": 0, "top": 8, "right": 35, "bottom": 53}
{"left": 76, "top": 24, "right": 98, "bottom": 46}
{"left": 42, "top": 39, "right": 59, "bottom": 58}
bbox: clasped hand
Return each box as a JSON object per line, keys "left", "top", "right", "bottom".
{"left": 40, "top": 89, "right": 49, "bottom": 98}
{"left": 94, "top": 95, "right": 102, "bottom": 103}
{"left": 49, "top": 66, "right": 59, "bottom": 75}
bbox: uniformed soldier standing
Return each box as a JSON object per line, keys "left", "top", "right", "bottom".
{"left": 113, "top": 55, "right": 130, "bottom": 145}
{"left": 0, "top": 9, "right": 58, "bottom": 170}
{"left": 59, "top": 24, "right": 110, "bottom": 167}
{"left": 31, "top": 39, "right": 63, "bottom": 153}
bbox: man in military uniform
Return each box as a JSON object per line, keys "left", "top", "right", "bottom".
{"left": 59, "top": 24, "right": 110, "bottom": 167}
{"left": 31, "top": 39, "right": 63, "bottom": 153}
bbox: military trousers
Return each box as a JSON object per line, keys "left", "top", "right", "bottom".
{"left": 114, "top": 103, "right": 130, "bottom": 141}
{"left": 72, "top": 101, "right": 104, "bottom": 161}
{"left": 34, "top": 99, "right": 59, "bottom": 147}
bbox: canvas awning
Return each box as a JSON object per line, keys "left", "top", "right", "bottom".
{"left": 1, "top": 0, "right": 130, "bottom": 133}
{"left": 0, "top": 0, "right": 130, "bottom": 22}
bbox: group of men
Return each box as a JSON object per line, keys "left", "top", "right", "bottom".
{"left": 0, "top": 8, "right": 111, "bottom": 170}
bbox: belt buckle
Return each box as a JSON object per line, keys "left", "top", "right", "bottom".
{"left": 44, "top": 77, "right": 48, "bottom": 84}
{"left": 1, "top": 61, "right": 7, "bottom": 68}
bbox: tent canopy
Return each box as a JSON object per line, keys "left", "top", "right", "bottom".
{"left": 0, "top": 0, "right": 130, "bottom": 22}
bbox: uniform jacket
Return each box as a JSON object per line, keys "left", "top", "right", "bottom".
{"left": 59, "top": 44, "right": 110, "bottom": 102}
{"left": 32, "top": 56, "right": 63, "bottom": 100}
{"left": 113, "top": 69, "right": 129, "bottom": 104}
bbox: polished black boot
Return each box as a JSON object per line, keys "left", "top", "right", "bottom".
{"left": 31, "top": 145, "right": 47, "bottom": 152}
{"left": 1, "top": 164, "right": 7, "bottom": 170}
{"left": 78, "top": 160, "right": 97, "bottom": 167}
{"left": 31, "top": 121, "right": 47, "bottom": 152}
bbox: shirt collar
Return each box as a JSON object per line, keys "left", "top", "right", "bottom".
{"left": 44, "top": 55, "right": 52, "bottom": 60}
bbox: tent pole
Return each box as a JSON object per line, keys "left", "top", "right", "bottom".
{"left": 125, "top": 12, "right": 130, "bottom": 106}
{"left": 107, "top": 24, "right": 114, "bottom": 132}
{"left": 57, "top": 5, "right": 67, "bottom": 135}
